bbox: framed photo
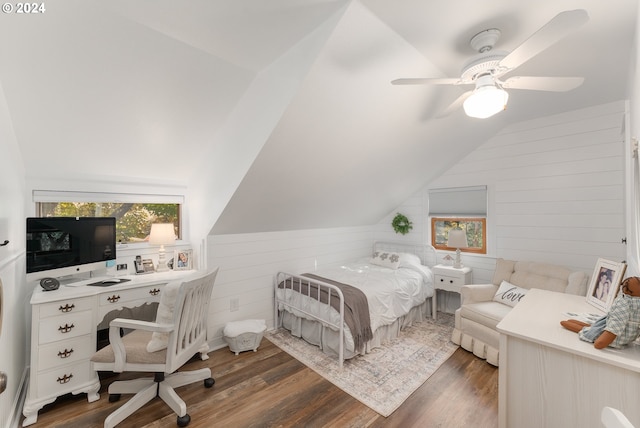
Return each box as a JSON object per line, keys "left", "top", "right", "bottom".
{"left": 586, "top": 258, "right": 627, "bottom": 312}
{"left": 173, "top": 249, "right": 193, "bottom": 271}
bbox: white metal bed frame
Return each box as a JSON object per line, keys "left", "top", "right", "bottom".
{"left": 273, "top": 241, "right": 437, "bottom": 368}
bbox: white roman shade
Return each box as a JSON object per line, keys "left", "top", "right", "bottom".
{"left": 33, "top": 190, "right": 184, "bottom": 204}
{"left": 428, "top": 186, "right": 487, "bottom": 216}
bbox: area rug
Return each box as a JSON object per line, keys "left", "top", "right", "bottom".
{"left": 266, "top": 313, "right": 458, "bottom": 417}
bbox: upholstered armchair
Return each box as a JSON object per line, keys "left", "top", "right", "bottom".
{"left": 91, "top": 268, "right": 219, "bottom": 428}
{"left": 451, "top": 259, "right": 587, "bottom": 366}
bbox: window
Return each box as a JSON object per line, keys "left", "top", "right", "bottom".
{"left": 33, "top": 191, "right": 183, "bottom": 244}
{"left": 429, "top": 186, "right": 487, "bottom": 255}
{"left": 430, "top": 217, "right": 486, "bottom": 254}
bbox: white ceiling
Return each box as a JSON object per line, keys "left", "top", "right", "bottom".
{"left": 0, "top": 0, "right": 636, "bottom": 236}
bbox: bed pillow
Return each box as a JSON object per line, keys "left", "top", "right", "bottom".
{"left": 493, "top": 280, "right": 528, "bottom": 308}
{"left": 370, "top": 251, "right": 401, "bottom": 269}
{"left": 147, "top": 280, "right": 181, "bottom": 352}
{"left": 398, "top": 252, "right": 422, "bottom": 268}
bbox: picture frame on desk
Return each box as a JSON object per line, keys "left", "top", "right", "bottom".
{"left": 586, "top": 258, "right": 626, "bottom": 312}
{"left": 174, "top": 249, "right": 193, "bottom": 270}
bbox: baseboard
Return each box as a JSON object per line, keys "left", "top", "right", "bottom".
{"left": 7, "top": 366, "right": 28, "bottom": 428}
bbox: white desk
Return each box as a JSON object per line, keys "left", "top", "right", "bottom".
{"left": 22, "top": 270, "right": 194, "bottom": 426}
{"left": 497, "top": 288, "right": 640, "bottom": 428}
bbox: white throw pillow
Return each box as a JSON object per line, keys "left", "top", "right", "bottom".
{"left": 370, "top": 251, "right": 401, "bottom": 269}
{"left": 493, "top": 280, "right": 528, "bottom": 308}
{"left": 147, "top": 280, "right": 181, "bottom": 352}
{"left": 398, "top": 252, "right": 422, "bottom": 268}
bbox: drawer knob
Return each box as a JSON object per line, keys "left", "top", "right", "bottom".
{"left": 57, "top": 323, "right": 75, "bottom": 334}
{"left": 449, "top": 280, "right": 454, "bottom": 284}
{"left": 56, "top": 373, "right": 73, "bottom": 384}
{"left": 439, "top": 278, "right": 444, "bottom": 282}
{"left": 149, "top": 288, "right": 160, "bottom": 296}
{"left": 58, "top": 303, "right": 75, "bottom": 313}
{"left": 57, "top": 348, "right": 74, "bottom": 359}
{"left": 107, "top": 295, "right": 121, "bottom": 303}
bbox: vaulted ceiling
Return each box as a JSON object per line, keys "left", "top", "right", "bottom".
{"left": 0, "top": 0, "right": 636, "bottom": 239}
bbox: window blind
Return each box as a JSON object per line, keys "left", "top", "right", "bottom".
{"left": 33, "top": 190, "right": 184, "bottom": 204}
{"left": 428, "top": 186, "right": 487, "bottom": 216}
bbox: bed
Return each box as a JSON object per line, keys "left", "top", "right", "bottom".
{"left": 274, "top": 242, "right": 437, "bottom": 367}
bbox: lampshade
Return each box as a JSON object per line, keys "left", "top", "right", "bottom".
{"left": 447, "top": 228, "right": 468, "bottom": 269}
{"left": 149, "top": 223, "right": 176, "bottom": 245}
{"left": 447, "top": 228, "right": 468, "bottom": 249}
{"left": 149, "top": 223, "right": 175, "bottom": 272}
{"left": 463, "top": 76, "right": 509, "bottom": 119}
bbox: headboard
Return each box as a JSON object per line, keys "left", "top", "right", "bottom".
{"left": 373, "top": 241, "right": 438, "bottom": 267}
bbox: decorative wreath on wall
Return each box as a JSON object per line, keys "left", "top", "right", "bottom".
{"left": 392, "top": 213, "right": 413, "bottom": 235}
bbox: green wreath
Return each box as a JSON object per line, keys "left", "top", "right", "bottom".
{"left": 392, "top": 213, "right": 413, "bottom": 235}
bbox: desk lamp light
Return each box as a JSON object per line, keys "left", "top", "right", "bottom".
{"left": 447, "top": 228, "right": 469, "bottom": 269}
{"left": 149, "top": 223, "right": 176, "bottom": 272}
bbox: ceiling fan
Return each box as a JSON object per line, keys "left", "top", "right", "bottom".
{"left": 392, "top": 9, "right": 589, "bottom": 119}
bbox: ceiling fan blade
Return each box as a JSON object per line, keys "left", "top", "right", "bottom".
{"left": 436, "top": 91, "right": 472, "bottom": 118}
{"left": 501, "top": 76, "right": 584, "bottom": 92}
{"left": 498, "top": 9, "right": 589, "bottom": 72}
{"left": 391, "top": 77, "right": 463, "bottom": 86}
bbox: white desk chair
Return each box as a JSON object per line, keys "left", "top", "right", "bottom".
{"left": 92, "top": 268, "right": 219, "bottom": 427}
{"left": 602, "top": 407, "right": 636, "bottom": 428}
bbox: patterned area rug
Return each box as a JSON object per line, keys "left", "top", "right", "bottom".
{"left": 266, "top": 313, "right": 458, "bottom": 417}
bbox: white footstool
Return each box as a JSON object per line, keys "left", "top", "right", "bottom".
{"left": 223, "top": 319, "right": 267, "bottom": 355}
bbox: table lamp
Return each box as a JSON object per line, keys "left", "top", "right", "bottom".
{"left": 447, "top": 228, "right": 468, "bottom": 269}
{"left": 149, "top": 223, "right": 176, "bottom": 272}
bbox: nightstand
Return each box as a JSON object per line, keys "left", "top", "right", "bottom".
{"left": 432, "top": 264, "right": 472, "bottom": 319}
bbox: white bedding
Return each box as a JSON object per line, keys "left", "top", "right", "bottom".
{"left": 276, "top": 257, "right": 434, "bottom": 350}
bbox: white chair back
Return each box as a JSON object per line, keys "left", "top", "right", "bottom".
{"left": 166, "top": 268, "right": 218, "bottom": 371}
{"left": 602, "top": 407, "right": 635, "bottom": 428}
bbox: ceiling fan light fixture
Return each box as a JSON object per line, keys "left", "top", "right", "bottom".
{"left": 463, "top": 84, "right": 509, "bottom": 119}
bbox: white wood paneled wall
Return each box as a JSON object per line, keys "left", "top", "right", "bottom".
{"left": 206, "top": 101, "right": 629, "bottom": 351}
{"left": 206, "top": 226, "right": 373, "bottom": 350}
{"left": 377, "top": 101, "right": 628, "bottom": 284}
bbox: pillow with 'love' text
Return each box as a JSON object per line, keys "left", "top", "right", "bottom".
{"left": 493, "top": 280, "right": 528, "bottom": 307}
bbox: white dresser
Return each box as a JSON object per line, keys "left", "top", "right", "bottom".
{"left": 497, "top": 288, "right": 640, "bottom": 428}
{"left": 22, "top": 270, "right": 193, "bottom": 426}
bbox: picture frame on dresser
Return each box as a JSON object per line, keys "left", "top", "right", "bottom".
{"left": 586, "top": 258, "right": 626, "bottom": 312}
{"left": 174, "top": 249, "right": 193, "bottom": 270}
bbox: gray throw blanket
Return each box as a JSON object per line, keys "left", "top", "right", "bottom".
{"left": 280, "top": 273, "right": 373, "bottom": 353}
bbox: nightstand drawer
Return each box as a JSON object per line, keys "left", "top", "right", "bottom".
{"left": 435, "top": 274, "right": 466, "bottom": 290}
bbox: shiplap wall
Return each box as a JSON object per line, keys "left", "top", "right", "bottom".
{"left": 205, "top": 101, "right": 628, "bottom": 349}
{"left": 377, "top": 101, "right": 629, "bottom": 285}
{"left": 206, "top": 226, "right": 373, "bottom": 349}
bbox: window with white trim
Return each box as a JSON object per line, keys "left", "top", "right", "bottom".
{"left": 33, "top": 191, "right": 183, "bottom": 244}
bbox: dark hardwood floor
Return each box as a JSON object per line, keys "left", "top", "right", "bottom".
{"left": 23, "top": 338, "right": 498, "bottom": 428}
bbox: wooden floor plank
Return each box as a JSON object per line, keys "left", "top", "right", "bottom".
{"left": 22, "top": 337, "right": 498, "bottom": 428}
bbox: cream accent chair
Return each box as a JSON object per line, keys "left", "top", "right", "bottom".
{"left": 451, "top": 259, "right": 588, "bottom": 366}
{"left": 92, "top": 268, "right": 219, "bottom": 428}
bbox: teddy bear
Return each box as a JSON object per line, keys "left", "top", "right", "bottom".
{"left": 560, "top": 276, "right": 640, "bottom": 349}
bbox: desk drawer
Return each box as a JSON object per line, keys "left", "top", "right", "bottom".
{"left": 38, "top": 335, "right": 93, "bottom": 372}
{"left": 39, "top": 297, "right": 93, "bottom": 318}
{"left": 98, "top": 285, "right": 164, "bottom": 307}
{"left": 38, "top": 311, "right": 93, "bottom": 344}
{"left": 37, "top": 360, "right": 93, "bottom": 398}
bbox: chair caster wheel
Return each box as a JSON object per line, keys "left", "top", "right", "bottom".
{"left": 109, "top": 394, "right": 121, "bottom": 402}
{"left": 204, "top": 377, "right": 215, "bottom": 388}
{"left": 177, "top": 413, "right": 191, "bottom": 427}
